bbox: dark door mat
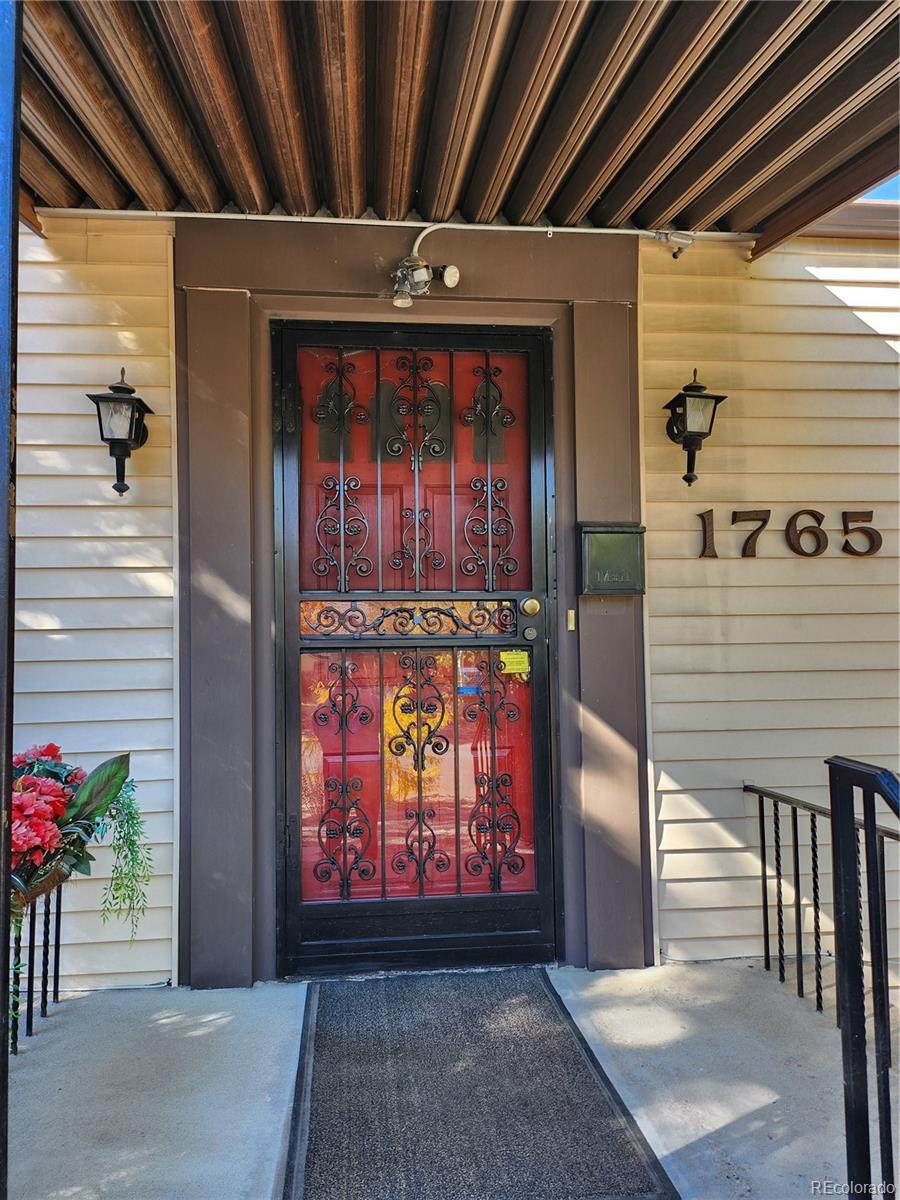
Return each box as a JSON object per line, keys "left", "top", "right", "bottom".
{"left": 284, "top": 967, "right": 678, "bottom": 1200}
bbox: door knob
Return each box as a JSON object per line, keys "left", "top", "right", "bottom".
{"left": 520, "top": 597, "right": 541, "bottom": 616}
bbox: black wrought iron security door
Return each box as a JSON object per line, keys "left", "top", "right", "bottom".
{"left": 275, "top": 324, "right": 556, "bottom": 973}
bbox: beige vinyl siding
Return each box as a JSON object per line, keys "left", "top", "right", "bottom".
{"left": 641, "top": 236, "right": 900, "bottom": 963}
{"left": 15, "top": 216, "right": 177, "bottom": 990}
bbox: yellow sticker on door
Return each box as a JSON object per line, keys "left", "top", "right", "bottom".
{"left": 499, "top": 649, "right": 530, "bottom": 676}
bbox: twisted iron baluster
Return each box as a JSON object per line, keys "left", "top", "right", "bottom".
{"left": 10, "top": 924, "right": 21, "bottom": 1054}
{"left": 773, "top": 800, "right": 785, "bottom": 984}
{"left": 40, "top": 893, "right": 51, "bottom": 1018}
{"left": 810, "top": 813, "right": 823, "bottom": 1013}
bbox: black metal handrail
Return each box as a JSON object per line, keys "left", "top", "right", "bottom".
{"left": 826, "top": 757, "right": 897, "bottom": 1193}
{"left": 8, "top": 884, "right": 64, "bottom": 1055}
{"left": 744, "top": 759, "right": 898, "bottom": 1193}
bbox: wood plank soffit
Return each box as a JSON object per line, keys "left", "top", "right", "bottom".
{"left": 636, "top": 0, "right": 899, "bottom": 228}
{"left": 463, "top": 0, "right": 593, "bottom": 224}
{"left": 726, "top": 86, "right": 900, "bottom": 232}
{"left": 222, "top": 0, "right": 317, "bottom": 216}
{"left": 590, "top": 0, "right": 828, "bottom": 227}
{"left": 683, "top": 30, "right": 900, "bottom": 230}
{"left": 19, "top": 131, "right": 81, "bottom": 209}
{"left": 506, "top": 0, "right": 670, "bottom": 226}
{"left": 418, "top": 0, "right": 519, "bottom": 223}
{"left": 150, "top": 0, "right": 270, "bottom": 214}
{"left": 374, "top": 0, "right": 442, "bottom": 221}
{"left": 300, "top": 0, "right": 366, "bottom": 219}
{"left": 19, "top": 58, "right": 129, "bottom": 209}
{"left": 71, "top": 0, "right": 224, "bottom": 213}
{"left": 23, "top": 0, "right": 176, "bottom": 210}
{"left": 751, "top": 133, "right": 900, "bottom": 258}
{"left": 551, "top": 0, "right": 749, "bottom": 226}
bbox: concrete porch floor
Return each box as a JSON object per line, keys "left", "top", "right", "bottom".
{"left": 9, "top": 981, "right": 307, "bottom": 1200}
{"left": 8, "top": 962, "right": 897, "bottom": 1200}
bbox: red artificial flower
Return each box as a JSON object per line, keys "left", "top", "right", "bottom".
{"left": 10, "top": 774, "right": 68, "bottom": 868}
{"left": 12, "top": 742, "right": 63, "bottom": 767}
{"left": 66, "top": 767, "right": 87, "bottom": 789}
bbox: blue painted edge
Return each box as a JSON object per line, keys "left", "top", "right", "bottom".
{"left": 0, "top": 4, "right": 20, "bottom": 1196}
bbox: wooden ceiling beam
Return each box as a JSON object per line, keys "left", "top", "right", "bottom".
{"left": 23, "top": 0, "right": 176, "bottom": 211}
{"left": 150, "top": 0, "right": 270, "bottom": 214}
{"left": 726, "top": 87, "right": 899, "bottom": 232}
{"left": 70, "top": 0, "right": 223, "bottom": 213}
{"left": 590, "top": 0, "right": 827, "bottom": 228}
{"left": 637, "top": 0, "right": 898, "bottom": 229}
{"left": 418, "top": 0, "right": 519, "bottom": 223}
{"left": 19, "top": 59, "right": 129, "bottom": 209}
{"left": 219, "top": 1, "right": 317, "bottom": 216}
{"left": 374, "top": 0, "right": 442, "bottom": 220}
{"left": 297, "top": 1, "right": 365, "bottom": 219}
{"left": 751, "top": 134, "right": 900, "bottom": 258}
{"left": 506, "top": 0, "right": 670, "bottom": 226}
{"left": 550, "top": 0, "right": 747, "bottom": 226}
{"left": 19, "top": 131, "right": 81, "bottom": 209}
{"left": 19, "top": 185, "right": 45, "bottom": 236}
{"left": 681, "top": 28, "right": 899, "bottom": 230}
{"left": 462, "top": 0, "right": 593, "bottom": 224}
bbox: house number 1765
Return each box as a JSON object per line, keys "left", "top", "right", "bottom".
{"left": 697, "top": 509, "right": 883, "bottom": 559}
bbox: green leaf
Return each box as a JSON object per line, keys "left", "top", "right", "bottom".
{"left": 72, "top": 858, "right": 92, "bottom": 876}
{"left": 65, "top": 754, "right": 130, "bottom": 825}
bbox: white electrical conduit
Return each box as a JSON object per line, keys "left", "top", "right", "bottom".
{"left": 36, "top": 206, "right": 756, "bottom": 256}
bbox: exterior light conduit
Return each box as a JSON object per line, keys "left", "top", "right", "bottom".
{"left": 36, "top": 207, "right": 756, "bottom": 258}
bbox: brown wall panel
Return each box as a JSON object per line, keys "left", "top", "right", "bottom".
{"left": 182, "top": 286, "right": 255, "bottom": 988}
{"left": 173, "top": 221, "right": 638, "bottom": 304}
{"left": 573, "top": 301, "right": 650, "bottom": 968}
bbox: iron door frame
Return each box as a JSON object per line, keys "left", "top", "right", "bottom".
{"left": 273, "top": 321, "right": 560, "bottom": 975}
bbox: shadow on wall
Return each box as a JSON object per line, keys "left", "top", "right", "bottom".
{"left": 643, "top": 243, "right": 900, "bottom": 964}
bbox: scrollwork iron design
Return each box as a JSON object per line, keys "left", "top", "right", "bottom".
{"left": 391, "top": 806, "right": 451, "bottom": 882}
{"left": 310, "top": 359, "right": 373, "bottom": 590}
{"left": 301, "top": 599, "right": 517, "bottom": 639}
{"left": 389, "top": 506, "right": 446, "bottom": 579}
{"left": 311, "top": 359, "right": 369, "bottom": 438}
{"left": 313, "top": 660, "right": 374, "bottom": 734}
{"left": 388, "top": 652, "right": 449, "bottom": 770}
{"left": 387, "top": 651, "right": 452, "bottom": 883}
{"left": 313, "top": 776, "right": 376, "bottom": 899}
{"left": 460, "top": 476, "right": 519, "bottom": 589}
{"left": 462, "top": 655, "right": 523, "bottom": 891}
{"left": 461, "top": 363, "right": 516, "bottom": 441}
{"left": 384, "top": 354, "right": 447, "bottom": 469}
{"left": 312, "top": 474, "right": 374, "bottom": 590}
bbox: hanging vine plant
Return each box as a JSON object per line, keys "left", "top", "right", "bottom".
{"left": 10, "top": 744, "right": 152, "bottom": 940}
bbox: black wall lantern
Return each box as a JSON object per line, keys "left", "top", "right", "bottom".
{"left": 663, "top": 369, "right": 726, "bottom": 486}
{"left": 87, "top": 368, "right": 152, "bottom": 495}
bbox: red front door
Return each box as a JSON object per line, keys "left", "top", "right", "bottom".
{"left": 276, "top": 324, "right": 556, "bottom": 973}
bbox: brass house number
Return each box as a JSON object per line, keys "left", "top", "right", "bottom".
{"left": 698, "top": 510, "right": 884, "bottom": 559}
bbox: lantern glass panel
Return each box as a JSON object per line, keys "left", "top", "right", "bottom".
{"left": 98, "top": 399, "right": 135, "bottom": 441}
{"left": 684, "top": 393, "right": 716, "bottom": 435}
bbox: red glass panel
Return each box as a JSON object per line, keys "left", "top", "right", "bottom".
{"left": 300, "top": 650, "right": 382, "bottom": 901}
{"left": 300, "top": 645, "right": 536, "bottom": 901}
{"left": 298, "top": 348, "right": 377, "bottom": 593}
{"left": 382, "top": 649, "right": 458, "bottom": 897}
{"left": 452, "top": 350, "right": 531, "bottom": 591}
{"left": 297, "top": 347, "right": 530, "bottom": 593}
{"left": 457, "top": 647, "right": 535, "bottom": 893}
